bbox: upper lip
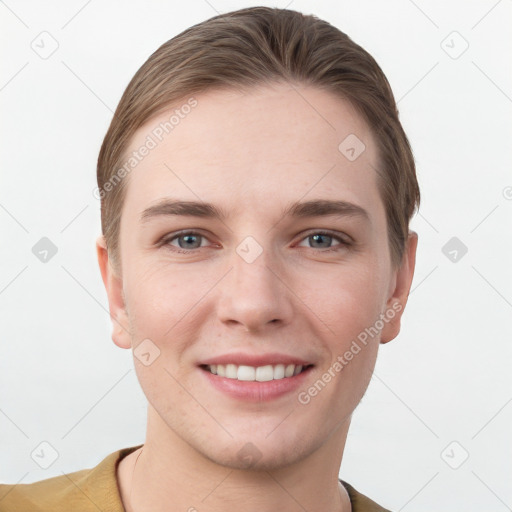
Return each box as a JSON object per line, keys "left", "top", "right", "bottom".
{"left": 199, "top": 352, "right": 314, "bottom": 367}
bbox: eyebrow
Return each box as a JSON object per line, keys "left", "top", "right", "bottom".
{"left": 140, "top": 198, "right": 370, "bottom": 223}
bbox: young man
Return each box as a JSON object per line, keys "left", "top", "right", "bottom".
{"left": 0, "top": 6, "right": 419, "bottom": 511}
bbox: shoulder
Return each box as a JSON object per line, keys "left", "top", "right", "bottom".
{"left": 340, "top": 479, "right": 394, "bottom": 512}
{"left": 0, "top": 445, "right": 142, "bottom": 512}
{"left": 0, "top": 467, "right": 92, "bottom": 511}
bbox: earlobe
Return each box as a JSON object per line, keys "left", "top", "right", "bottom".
{"left": 95, "top": 235, "right": 132, "bottom": 350}
{"left": 380, "top": 231, "right": 418, "bottom": 344}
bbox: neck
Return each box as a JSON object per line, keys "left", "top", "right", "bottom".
{"left": 118, "top": 407, "right": 352, "bottom": 512}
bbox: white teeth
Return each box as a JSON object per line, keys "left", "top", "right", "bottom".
{"left": 226, "top": 364, "right": 237, "bottom": 379}
{"left": 207, "top": 363, "right": 308, "bottom": 381}
{"left": 237, "top": 365, "right": 255, "bottom": 381}
{"left": 273, "top": 364, "right": 285, "bottom": 379}
{"left": 256, "top": 365, "right": 274, "bottom": 382}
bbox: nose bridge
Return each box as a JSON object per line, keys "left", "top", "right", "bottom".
{"left": 217, "top": 235, "right": 292, "bottom": 330}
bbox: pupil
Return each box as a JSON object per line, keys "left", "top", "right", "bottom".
{"left": 312, "top": 234, "right": 330, "bottom": 248}
{"left": 181, "top": 234, "right": 199, "bottom": 248}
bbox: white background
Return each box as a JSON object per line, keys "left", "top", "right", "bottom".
{"left": 1, "top": 1, "right": 511, "bottom": 510}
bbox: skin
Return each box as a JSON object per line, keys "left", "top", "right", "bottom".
{"left": 97, "top": 81, "right": 418, "bottom": 512}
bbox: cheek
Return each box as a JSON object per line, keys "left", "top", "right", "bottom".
{"left": 305, "top": 259, "right": 384, "bottom": 333}
{"left": 123, "top": 261, "right": 211, "bottom": 344}
{"left": 325, "top": 263, "right": 384, "bottom": 390}
{"left": 307, "top": 261, "right": 384, "bottom": 399}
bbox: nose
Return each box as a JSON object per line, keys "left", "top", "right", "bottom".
{"left": 217, "top": 247, "right": 294, "bottom": 333}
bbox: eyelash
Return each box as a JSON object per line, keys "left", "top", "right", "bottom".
{"left": 159, "top": 230, "right": 352, "bottom": 254}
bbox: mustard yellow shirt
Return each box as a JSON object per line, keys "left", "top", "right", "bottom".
{"left": 0, "top": 444, "right": 392, "bottom": 511}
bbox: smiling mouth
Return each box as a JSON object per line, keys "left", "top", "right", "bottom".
{"left": 200, "top": 363, "right": 314, "bottom": 382}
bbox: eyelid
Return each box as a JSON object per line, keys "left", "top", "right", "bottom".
{"left": 298, "top": 229, "right": 352, "bottom": 245}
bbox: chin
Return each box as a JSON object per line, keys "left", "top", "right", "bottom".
{"left": 199, "top": 431, "right": 319, "bottom": 472}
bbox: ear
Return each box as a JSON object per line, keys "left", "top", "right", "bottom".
{"left": 380, "top": 230, "right": 419, "bottom": 344}
{"left": 96, "top": 235, "right": 132, "bottom": 349}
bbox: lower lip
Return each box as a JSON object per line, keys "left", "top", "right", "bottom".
{"left": 199, "top": 366, "right": 313, "bottom": 402}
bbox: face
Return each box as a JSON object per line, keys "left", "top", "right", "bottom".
{"left": 98, "top": 81, "right": 417, "bottom": 470}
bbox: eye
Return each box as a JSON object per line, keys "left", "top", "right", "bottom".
{"left": 160, "top": 229, "right": 351, "bottom": 254}
{"left": 296, "top": 230, "right": 351, "bottom": 252}
{"left": 161, "top": 230, "right": 212, "bottom": 253}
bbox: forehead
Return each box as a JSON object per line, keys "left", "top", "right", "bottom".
{"left": 120, "top": 82, "right": 383, "bottom": 225}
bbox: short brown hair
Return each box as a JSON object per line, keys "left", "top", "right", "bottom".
{"left": 97, "top": 6, "right": 420, "bottom": 271}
